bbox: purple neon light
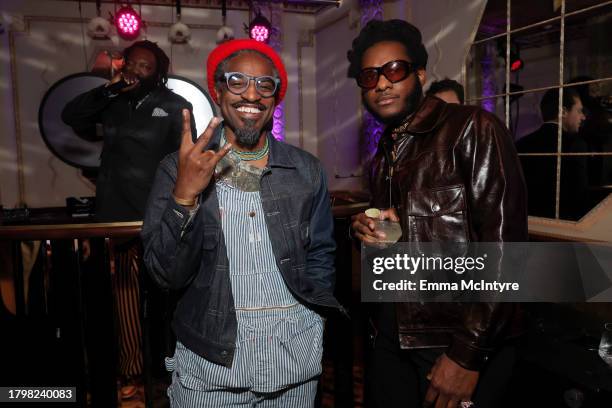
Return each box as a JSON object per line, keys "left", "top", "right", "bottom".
{"left": 360, "top": 0, "right": 384, "bottom": 158}
{"left": 480, "top": 49, "right": 495, "bottom": 113}
{"left": 250, "top": 25, "right": 270, "bottom": 42}
{"left": 272, "top": 104, "right": 284, "bottom": 141}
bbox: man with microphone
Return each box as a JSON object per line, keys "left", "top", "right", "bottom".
{"left": 63, "top": 40, "right": 195, "bottom": 222}
{"left": 62, "top": 40, "right": 194, "bottom": 400}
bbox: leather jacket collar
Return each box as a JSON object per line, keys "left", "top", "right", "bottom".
{"left": 390, "top": 95, "right": 452, "bottom": 137}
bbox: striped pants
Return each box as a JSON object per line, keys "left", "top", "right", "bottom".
{"left": 165, "top": 307, "right": 323, "bottom": 407}
{"left": 166, "top": 374, "right": 317, "bottom": 407}
{"left": 112, "top": 242, "right": 143, "bottom": 377}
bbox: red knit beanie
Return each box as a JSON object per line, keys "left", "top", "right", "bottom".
{"left": 206, "top": 39, "right": 288, "bottom": 105}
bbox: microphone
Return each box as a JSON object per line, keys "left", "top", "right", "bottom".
{"left": 104, "top": 79, "right": 130, "bottom": 95}
{"left": 102, "top": 77, "right": 137, "bottom": 97}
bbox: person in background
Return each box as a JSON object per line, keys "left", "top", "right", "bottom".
{"left": 62, "top": 40, "right": 195, "bottom": 401}
{"left": 515, "top": 87, "right": 587, "bottom": 220}
{"left": 570, "top": 76, "right": 612, "bottom": 189}
{"left": 426, "top": 78, "right": 465, "bottom": 104}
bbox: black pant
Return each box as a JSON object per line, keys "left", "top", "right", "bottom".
{"left": 365, "top": 332, "right": 516, "bottom": 408}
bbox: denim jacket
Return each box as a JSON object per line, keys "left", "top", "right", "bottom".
{"left": 141, "top": 127, "right": 342, "bottom": 367}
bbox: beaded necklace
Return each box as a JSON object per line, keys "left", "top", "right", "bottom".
{"left": 221, "top": 128, "right": 269, "bottom": 161}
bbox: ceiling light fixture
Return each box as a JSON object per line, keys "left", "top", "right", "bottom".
{"left": 115, "top": 4, "right": 141, "bottom": 40}
{"left": 87, "top": 0, "right": 111, "bottom": 39}
{"left": 248, "top": 11, "right": 271, "bottom": 43}
{"left": 169, "top": 0, "right": 191, "bottom": 44}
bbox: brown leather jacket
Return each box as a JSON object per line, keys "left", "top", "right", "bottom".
{"left": 369, "top": 96, "right": 528, "bottom": 370}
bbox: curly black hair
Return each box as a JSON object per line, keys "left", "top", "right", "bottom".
{"left": 347, "top": 19, "right": 428, "bottom": 79}
{"left": 426, "top": 78, "right": 465, "bottom": 104}
{"left": 123, "top": 40, "right": 170, "bottom": 87}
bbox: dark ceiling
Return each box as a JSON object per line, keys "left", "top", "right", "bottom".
{"left": 62, "top": 0, "right": 341, "bottom": 14}
{"left": 476, "top": 0, "right": 609, "bottom": 40}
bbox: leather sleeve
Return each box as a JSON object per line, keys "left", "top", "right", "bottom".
{"left": 447, "top": 110, "right": 528, "bottom": 370}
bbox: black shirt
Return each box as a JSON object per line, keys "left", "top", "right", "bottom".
{"left": 62, "top": 84, "right": 195, "bottom": 221}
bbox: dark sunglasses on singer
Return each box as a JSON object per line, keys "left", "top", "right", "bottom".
{"left": 356, "top": 60, "right": 417, "bottom": 89}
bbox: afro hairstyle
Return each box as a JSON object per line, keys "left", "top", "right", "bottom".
{"left": 346, "top": 19, "right": 428, "bottom": 80}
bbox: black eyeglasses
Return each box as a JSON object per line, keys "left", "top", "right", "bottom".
{"left": 223, "top": 72, "right": 280, "bottom": 98}
{"left": 356, "top": 60, "right": 416, "bottom": 89}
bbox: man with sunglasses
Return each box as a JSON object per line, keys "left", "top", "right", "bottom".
{"left": 348, "top": 20, "right": 527, "bottom": 408}
{"left": 141, "top": 39, "right": 342, "bottom": 407}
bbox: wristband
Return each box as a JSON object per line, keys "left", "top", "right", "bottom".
{"left": 172, "top": 193, "right": 197, "bottom": 207}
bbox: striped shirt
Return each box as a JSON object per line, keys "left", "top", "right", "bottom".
{"left": 166, "top": 181, "right": 324, "bottom": 394}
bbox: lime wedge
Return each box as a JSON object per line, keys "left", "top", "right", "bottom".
{"left": 365, "top": 208, "right": 381, "bottom": 219}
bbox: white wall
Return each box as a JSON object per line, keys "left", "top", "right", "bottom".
{"left": 0, "top": 0, "right": 316, "bottom": 208}
{"left": 315, "top": 1, "right": 362, "bottom": 192}
{"left": 280, "top": 12, "right": 317, "bottom": 156}
{"left": 410, "top": 0, "right": 486, "bottom": 87}
{"left": 313, "top": 0, "right": 486, "bottom": 192}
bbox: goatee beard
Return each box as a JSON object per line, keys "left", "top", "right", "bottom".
{"left": 234, "top": 118, "right": 261, "bottom": 148}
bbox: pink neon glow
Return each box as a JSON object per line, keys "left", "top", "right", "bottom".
{"left": 272, "top": 105, "right": 284, "bottom": 141}
{"left": 117, "top": 9, "right": 140, "bottom": 36}
{"left": 250, "top": 25, "right": 269, "bottom": 42}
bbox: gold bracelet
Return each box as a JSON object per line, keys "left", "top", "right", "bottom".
{"left": 172, "top": 193, "right": 196, "bottom": 207}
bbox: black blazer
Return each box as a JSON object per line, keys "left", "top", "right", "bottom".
{"left": 62, "top": 85, "right": 195, "bottom": 221}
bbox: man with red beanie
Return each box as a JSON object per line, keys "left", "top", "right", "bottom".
{"left": 141, "top": 39, "right": 342, "bottom": 407}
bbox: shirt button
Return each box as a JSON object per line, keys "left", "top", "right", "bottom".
{"left": 431, "top": 203, "right": 440, "bottom": 213}
{"left": 249, "top": 211, "right": 256, "bottom": 217}
{"left": 221, "top": 350, "right": 228, "bottom": 356}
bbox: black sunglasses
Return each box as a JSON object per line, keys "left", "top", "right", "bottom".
{"left": 356, "top": 60, "right": 416, "bottom": 89}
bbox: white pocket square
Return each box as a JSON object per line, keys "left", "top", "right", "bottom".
{"left": 152, "top": 107, "right": 169, "bottom": 117}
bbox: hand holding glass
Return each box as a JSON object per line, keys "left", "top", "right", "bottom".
{"left": 365, "top": 208, "right": 402, "bottom": 244}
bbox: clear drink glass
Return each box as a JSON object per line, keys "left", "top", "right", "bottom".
{"left": 599, "top": 323, "right": 612, "bottom": 368}
{"left": 364, "top": 208, "right": 402, "bottom": 246}
{"left": 373, "top": 219, "right": 402, "bottom": 244}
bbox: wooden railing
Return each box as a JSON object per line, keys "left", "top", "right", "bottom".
{"left": 0, "top": 200, "right": 369, "bottom": 407}
{"left": 0, "top": 222, "right": 151, "bottom": 407}
{"left": 0, "top": 221, "right": 143, "bottom": 240}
